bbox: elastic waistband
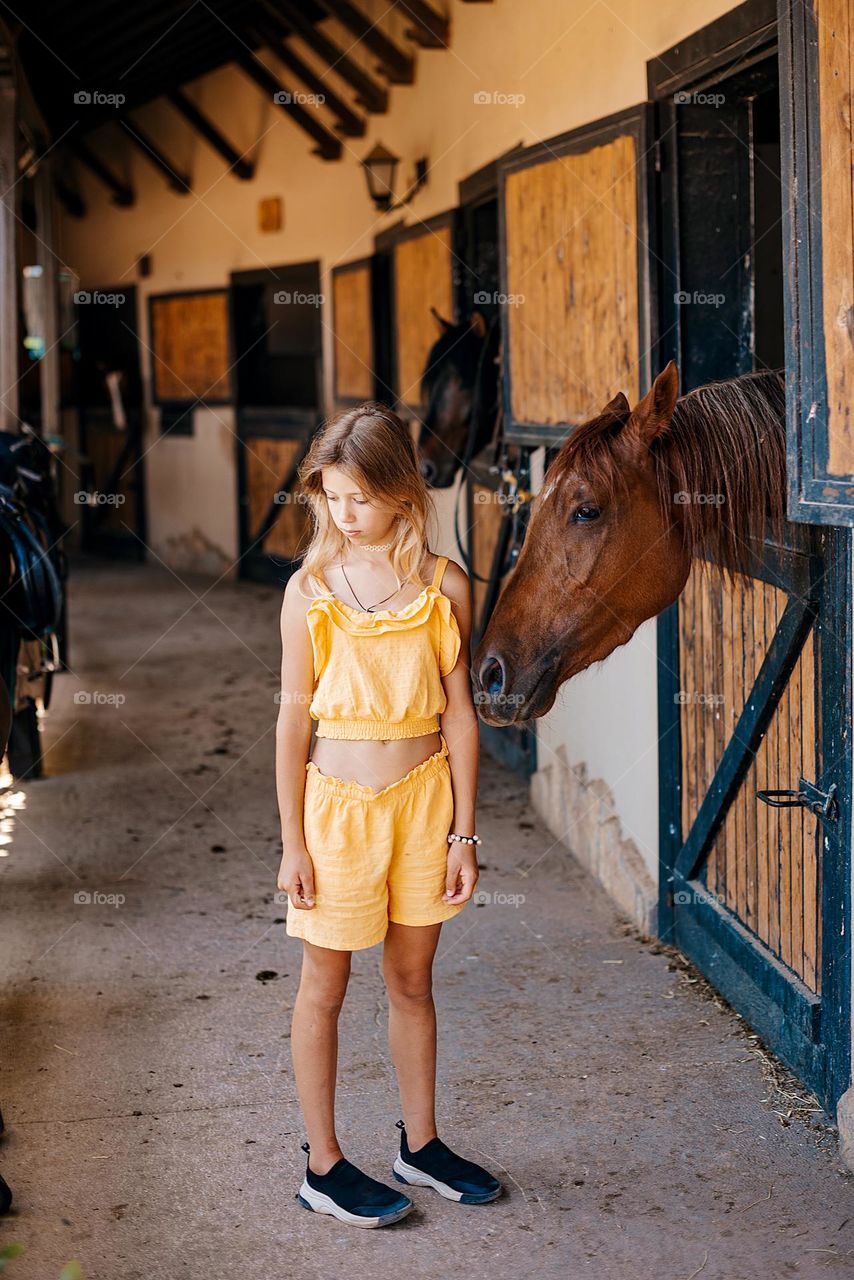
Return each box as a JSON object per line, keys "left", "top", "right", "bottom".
{"left": 315, "top": 715, "right": 440, "bottom": 740}
{"left": 305, "top": 733, "right": 448, "bottom": 800}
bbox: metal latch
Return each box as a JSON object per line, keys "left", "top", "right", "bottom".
{"left": 756, "top": 777, "right": 838, "bottom": 824}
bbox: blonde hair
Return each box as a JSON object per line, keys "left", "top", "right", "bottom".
{"left": 294, "top": 401, "right": 436, "bottom": 600}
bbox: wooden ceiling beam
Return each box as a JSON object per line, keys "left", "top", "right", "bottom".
{"left": 167, "top": 89, "right": 255, "bottom": 178}
{"left": 311, "top": 0, "right": 415, "bottom": 83}
{"left": 390, "top": 0, "right": 449, "bottom": 48}
{"left": 53, "top": 175, "right": 86, "bottom": 218}
{"left": 70, "top": 140, "right": 134, "bottom": 205}
{"left": 250, "top": 20, "right": 366, "bottom": 137}
{"left": 271, "top": 0, "right": 388, "bottom": 114}
{"left": 120, "top": 118, "right": 192, "bottom": 192}
{"left": 59, "top": 0, "right": 205, "bottom": 63}
{"left": 235, "top": 52, "right": 342, "bottom": 160}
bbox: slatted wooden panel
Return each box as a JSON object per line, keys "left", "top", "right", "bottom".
{"left": 817, "top": 0, "right": 854, "bottom": 476}
{"left": 503, "top": 133, "right": 640, "bottom": 426}
{"left": 245, "top": 438, "right": 309, "bottom": 558}
{"left": 150, "top": 291, "right": 231, "bottom": 403}
{"left": 393, "top": 224, "right": 454, "bottom": 408}
{"left": 332, "top": 263, "right": 374, "bottom": 402}
{"left": 678, "top": 562, "right": 820, "bottom": 991}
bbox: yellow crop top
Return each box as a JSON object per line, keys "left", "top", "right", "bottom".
{"left": 305, "top": 554, "right": 461, "bottom": 740}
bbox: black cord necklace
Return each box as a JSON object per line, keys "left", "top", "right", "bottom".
{"left": 340, "top": 563, "right": 405, "bottom": 613}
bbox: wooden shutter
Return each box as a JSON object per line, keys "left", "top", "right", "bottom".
{"left": 331, "top": 257, "right": 374, "bottom": 407}
{"left": 498, "top": 106, "right": 652, "bottom": 444}
{"left": 389, "top": 212, "right": 455, "bottom": 416}
{"left": 780, "top": 0, "right": 854, "bottom": 522}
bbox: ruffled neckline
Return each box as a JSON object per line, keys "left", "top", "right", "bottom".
{"left": 307, "top": 584, "right": 448, "bottom": 634}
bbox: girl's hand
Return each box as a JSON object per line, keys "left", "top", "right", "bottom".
{"left": 279, "top": 848, "right": 316, "bottom": 910}
{"left": 442, "top": 844, "right": 479, "bottom": 905}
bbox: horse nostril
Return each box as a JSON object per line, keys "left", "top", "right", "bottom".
{"left": 421, "top": 458, "right": 436, "bottom": 484}
{"left": 480, "top": 654, "right": 505, "bottom": 699}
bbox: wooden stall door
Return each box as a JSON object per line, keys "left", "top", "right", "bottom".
{"left": 76, "top": 284, "right": 146, "bottom": 558}
{"left": 661, "top": 530, "right": 850, "bottom": 1110}
{"left": 231, "top": 262, "right": 320, "bottom": 585}
{"left": 652, "top": 10, "right": 851, "bottom": 1112}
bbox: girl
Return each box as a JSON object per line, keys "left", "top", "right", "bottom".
{"left": 275, "top": 402, "right": 502, "bottom": 1229}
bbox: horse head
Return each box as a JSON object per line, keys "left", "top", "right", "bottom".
{"left": 416, "top": 308, "right": 500, "bottom": 488}
{"left": 473, "top": 362, "right": 691, "bottom": 724}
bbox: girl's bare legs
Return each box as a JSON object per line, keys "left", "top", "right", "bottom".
{"left": 382, "top": 921, "right": 443, "bottom": 1150}
{"left": 291, "top": 939, "right": 352, "bottom": 1174}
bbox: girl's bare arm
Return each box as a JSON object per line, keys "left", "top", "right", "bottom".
{"left": 437, "top": 559, "right": 480, "bottom": 904}
{"left": 275, "top": 573, "right": 316, "bottom": 907}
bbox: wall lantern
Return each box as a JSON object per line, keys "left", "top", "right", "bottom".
{"left": 361, "top": 142, "right": 428, "bottom": 212}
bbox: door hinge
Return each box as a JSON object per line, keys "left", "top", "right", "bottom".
{"left": 756, "top": 777, "right": 838, "bottom": 824}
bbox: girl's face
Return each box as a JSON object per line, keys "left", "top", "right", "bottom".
{"left": 321, "top": 466, "right": 396, "bottom": 545}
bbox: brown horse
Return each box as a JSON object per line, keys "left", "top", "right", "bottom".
{"left": 416, "top": 308, "right": 501, "bottom": 488}
{"left": 472, "top": 361, "right": 787, "bottom": 725}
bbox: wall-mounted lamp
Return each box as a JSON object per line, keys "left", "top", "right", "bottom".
{"left": 361, "top": 142, "right": 428, "bottom": 212}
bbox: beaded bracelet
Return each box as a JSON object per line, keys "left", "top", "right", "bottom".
{"left": 447, "top": 831, "right": 482, "bottom": 845}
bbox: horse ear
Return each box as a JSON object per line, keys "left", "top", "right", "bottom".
{"left": 470, "top": 309, "right": 488, "bottom": 339}
{"left": 601, "top": 391, "right": 631, "bottom": 422}
{"left": 430, "top": 305, "right": 454, "bottom": 333}
{"left": 625, "top": 360, "right": 680, "bottom": 447}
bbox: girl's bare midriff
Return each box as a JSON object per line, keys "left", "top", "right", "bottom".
{"left": 309, "top": 731, "right": 442, "bottom": 792}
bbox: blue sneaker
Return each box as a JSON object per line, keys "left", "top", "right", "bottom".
{"left": 392, "top": 1120, "right": 502, "bottom": 1204}
{"left": 296, "top": 1141, "right": 413, "bottom": 1228}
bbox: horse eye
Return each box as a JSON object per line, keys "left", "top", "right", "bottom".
{"left": 572, "top": 504, "right": 601, "bottom": 523}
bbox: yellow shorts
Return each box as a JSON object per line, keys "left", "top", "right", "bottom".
{"left": 286, "top": 733, "right": 467, "bottom": 951}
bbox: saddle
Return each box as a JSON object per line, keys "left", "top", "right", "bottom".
{"left": 0, "top": 431, "right": 65, "bottom": 640}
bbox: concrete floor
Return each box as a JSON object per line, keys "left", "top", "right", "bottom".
{"left": 0, "top": 556, "right": 852, "bottom": 1280}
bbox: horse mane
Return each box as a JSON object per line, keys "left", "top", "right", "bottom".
{"left": 656, "top": 368, "right": 787, "bottom": 575}
{"left": 557, "top": 368, "right": 787, "bottom": 577}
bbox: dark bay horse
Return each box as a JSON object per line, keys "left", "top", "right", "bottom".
{"left": 472, "top": 361, "right": 787, "bottom": 725}
{"left": 416, "top": 308, "right": 501, "bottom": 488}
